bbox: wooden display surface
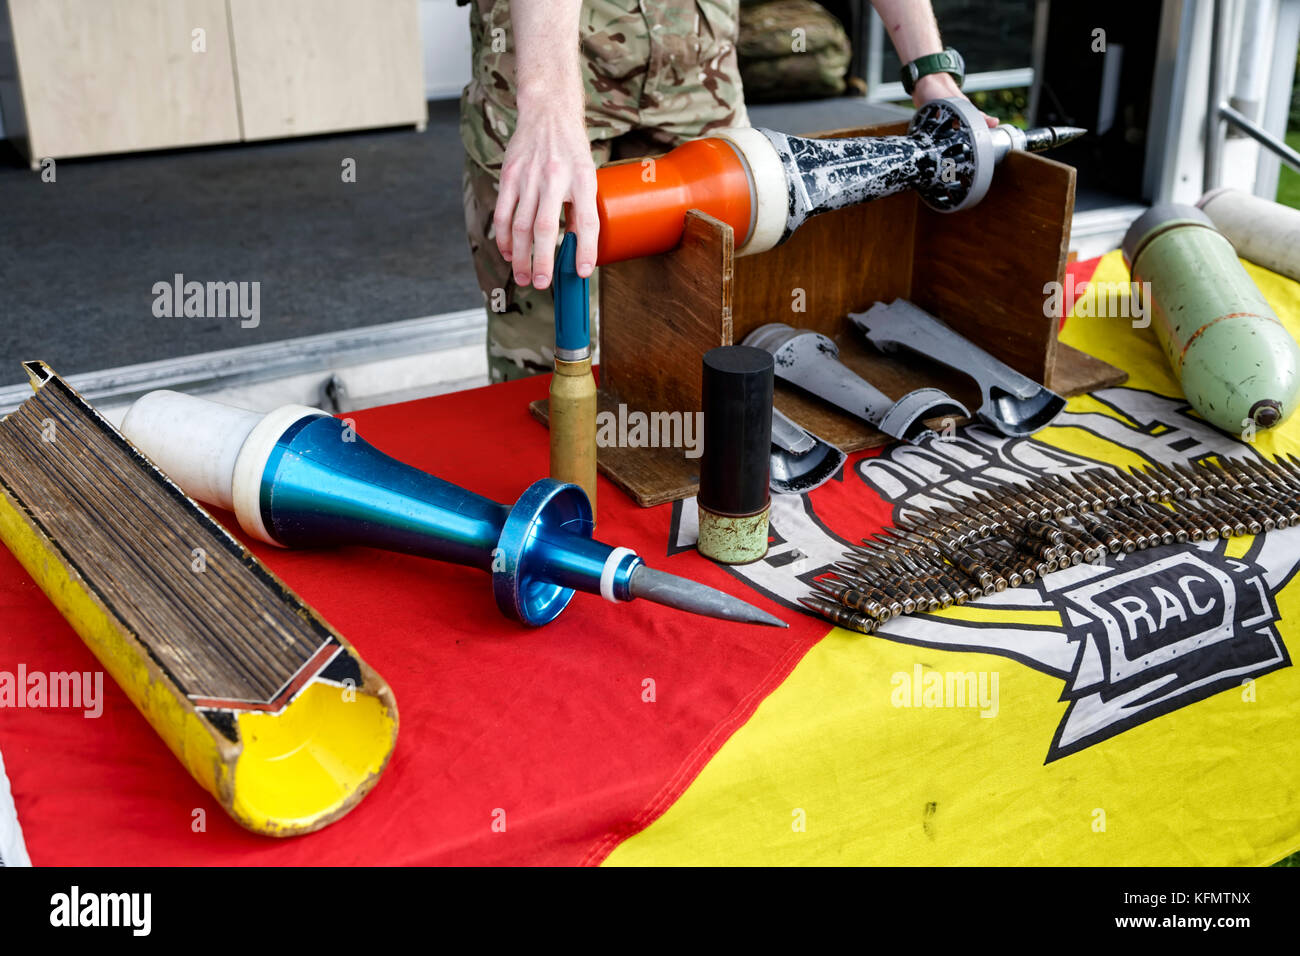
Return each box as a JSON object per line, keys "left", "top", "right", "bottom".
{"left": 531, "top": 122, "right": 1127, "bottom": 507}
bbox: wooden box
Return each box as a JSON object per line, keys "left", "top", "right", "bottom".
{"left": 532, "top": 121, "right": 1127, "bottom": 507}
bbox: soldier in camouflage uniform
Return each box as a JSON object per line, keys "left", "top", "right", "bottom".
{"left": 460, "top": 0, "right": 749, "bottom": 382}
{"left": 460, "top": 0, "right": 981, "bottom": 382}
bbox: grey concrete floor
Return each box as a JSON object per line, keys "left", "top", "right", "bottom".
{"left": 0, "top": 97, "right": 908, "bottom": 387}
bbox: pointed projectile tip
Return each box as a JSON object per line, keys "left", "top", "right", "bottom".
{"left": 1028, "top": 125, "right": 1087, "bottom": 151}
{"left": 629, "top": 565, "right": 788, "bottom": 627}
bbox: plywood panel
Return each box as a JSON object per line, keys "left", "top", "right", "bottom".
{"left": 733, "top": 191, "right": 916, "bottom": 342}
{"left": 910, "top": 151, "right": 1076, "bottom": 384}
{"left": 229, "top": 0, "right": 427, "bottom": 140}
{"left": 7, "top": 0, "right": 241, "bottom": 161}
{"left": 600, "top": 211, "right": 734, "bottom": 415}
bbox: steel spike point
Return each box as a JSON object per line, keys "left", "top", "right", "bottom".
{"left": 1018, "top": 125, "right": 1087, "bottom": 153}
{"left": 629, "top": 566, "right": 787, "bottom": 627}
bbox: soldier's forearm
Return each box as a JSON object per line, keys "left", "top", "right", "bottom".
{"left": 871, "top": 0, "right": 987, "bottom": 117}
{"left": 511, "top": 0, "right": 585, "bottom": 116}
{"left": 870, "top": 0, "right": 944, "bottom": 64}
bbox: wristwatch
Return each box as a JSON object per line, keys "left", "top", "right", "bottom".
{"left": 900, "top": 48, "right": 965, "bottom": 95}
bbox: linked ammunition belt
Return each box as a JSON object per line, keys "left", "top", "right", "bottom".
{"left": 800, "top": 456, "right": 1300, "bottom": 634}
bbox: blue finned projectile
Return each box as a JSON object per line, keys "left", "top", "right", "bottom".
{"left": 121, "top": 392, "right": 786, "bottom": 629}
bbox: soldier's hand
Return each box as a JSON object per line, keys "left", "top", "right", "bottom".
{"left": 912, "top": 73, "right": 998, "bottom": 128}
{"left": 494, "top": 104, "right": 599, "bottom": 291}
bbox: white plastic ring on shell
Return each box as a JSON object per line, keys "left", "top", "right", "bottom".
{"left": 230, "top": 405, "right": 330, "bottom": 546}
{"left": 600, "top": 546, "right": 638, "bottom": 603}
{"left": 709, "top": 127, "right": 789, "bottom": 256}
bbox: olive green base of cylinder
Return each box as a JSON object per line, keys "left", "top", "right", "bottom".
{"left": 697, "top": 501, "right": 771, "bottom": 564}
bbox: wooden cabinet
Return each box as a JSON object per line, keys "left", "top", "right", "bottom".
{"left": 0, "top": 0, "right": 427, "bottom": 167}
{"left": 1, "top": 0, "right": 241, "bottom": 162}
{"left": 229, "top": 0, "right": 426, "bottom": 141}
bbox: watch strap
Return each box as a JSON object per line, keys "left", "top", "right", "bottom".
{"left": 901, "top": 48, "right": 965, "bottom": 94}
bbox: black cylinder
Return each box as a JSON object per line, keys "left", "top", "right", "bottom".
{"left": 699, "top": 346, "right": 773, "bottom": 515}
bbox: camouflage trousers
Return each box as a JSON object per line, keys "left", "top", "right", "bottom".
{"left": 460, "top": 0, "right": 749, "bottom": 382}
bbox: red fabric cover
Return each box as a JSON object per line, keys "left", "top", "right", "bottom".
{"left": 0, "top": 375, "right": 826, "bottom": 865}
{"left": 2, "top": 257, "right": 1107, "bottom": 865}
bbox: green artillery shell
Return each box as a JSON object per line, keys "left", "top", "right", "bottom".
{"left": 1123, "top": 204, "right": 1300, "bottom": 434}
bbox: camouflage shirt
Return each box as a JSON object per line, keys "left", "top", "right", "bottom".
{"left": 458, "top": 1, "right": 749, "bottom": 380}
{"left": 460, "top": 0, "right": 748, "bottom": 172}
